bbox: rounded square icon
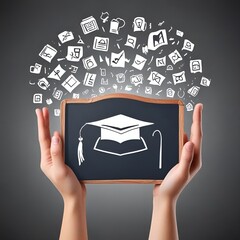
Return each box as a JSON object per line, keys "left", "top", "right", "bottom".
{"left": 33, "top": 93, "right": 42, "bottom": 104}
{"left": 190, "top": 59, "right": 202, "bottom": 73}
{"left": 93, "top": 37, "right": 109, "bottom": 52}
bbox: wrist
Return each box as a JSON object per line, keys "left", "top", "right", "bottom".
{"left": 153, "top": 194, "right": 177, "bottom": 209}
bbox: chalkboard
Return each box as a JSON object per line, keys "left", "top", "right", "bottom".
{"left": 61, "top": 94, "right": 184, "bottom": 184}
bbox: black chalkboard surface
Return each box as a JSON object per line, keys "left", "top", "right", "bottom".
{"left": 61, "top": 94, "right": 184, "bottom": 183}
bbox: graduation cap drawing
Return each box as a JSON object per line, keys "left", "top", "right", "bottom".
{"left": 78, "top": 114, "right": 163, "bottom": 167}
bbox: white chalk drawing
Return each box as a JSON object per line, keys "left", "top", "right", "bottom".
{"left": 72, "top": 93, "right": 80, "bottom": 99}
{"left": 133, "top": 17, "right": 147, "bottom": 32}
{"left": 111, "top": 50, "right": 126, "bottom": 68}
{"left": 82, "top": 55, "right": 98, "bottom": 70}
{"left": 83, "top": 73, "right": 97, "bottom": 87}
{"left": 168, "top": 49, "right": 183, "bottom": 65}
{"left": 147, "top": 29, "right": 168, "bottom": 51}
{"left": 37, "top": 78, "right": 50, "bottom": 90}
{"left": 125, "top": 35, "right": 137, "bottom": 48}
{"left": 77, "top": 114, "right": 153, "bottom": 165}
{"left": 186, "top": 103, "right": 194, "bottom": 111}
{"left": 33, "top": 93, "right": 42, "bottom": 104}
{"left": 46, "top": 98, "right": 53, "bottom": 105}
{"left": 200, "top": 77, "right": 211, "bottom": 87}
{"left": 187, "top": 86, "right": 200, "bottom": 97}
{"left": 147, "top": 71, "right": 165, "bottom": 86}
{"left": 48, "top": 64, "right": 66, "bottom": 80}
{"left": 130, "top": 74, "right": 143, "bottom": 86}
{"left": 166, "top": 88, "right": 175, "bottom": 98}
{"left": 93, "top": 36, "right": 109, "bottom": 51}
{"left": 58, "top": 31, "right": 74, "bottom": 43}
{"left": 29, "top": 13, "right": 211, "bottom": 115}
{"left": 80, "top": 16, "right": 99, "bottom": 34}
{"left": 30, "top": 63, "right": 42, "bottom": 74}
{"left": 132, "top": 54, "right": 147, "bottom": 70}
{"left": 172, "top": 71, "right": 186, "bottom": 85}
{"left": 39, "top": 44, "right": 57, "bottom": 63}
{"left": 110, "top": 18, "right": 125, "bottom": 34}
{"left": 190, "top": 59, "right": 202, "bottom": 73}
{"left": 152, "top": 130, "right": 163, "bottom": 169}
{"left": 66, "top": 46, "right": 83, "bottom": 62}
{"left": 54, "top": 109, "right": 61, "bottom": 116}
{"left": 61, "top": 74, "right": 80, "bottom": 93}
{"left": 156, "top": 56, "right": 166, "bottom": 67}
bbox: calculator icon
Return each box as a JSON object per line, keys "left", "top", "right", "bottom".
{"left": 80, "top": 16, "right": 99, "bottom": 34}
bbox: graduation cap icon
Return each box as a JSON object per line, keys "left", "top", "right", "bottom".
{"left": 77, "top": 114, "right": 156, "bottom": 166}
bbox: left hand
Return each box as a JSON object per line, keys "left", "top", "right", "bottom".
{"left": 36, "top": 107, "right": 86, "bottom": 202}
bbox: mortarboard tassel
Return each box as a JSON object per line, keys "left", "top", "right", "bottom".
{"left": 152, "top": 129, "right": 162, "bottom": 169}
{"left": 78, "top": 137, "right": 85, "bottom": 166}
{"left": 78, "top": 123, "right": 88, "bottom": 166}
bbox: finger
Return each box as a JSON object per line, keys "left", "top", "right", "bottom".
{"left": 184, "top": 133, "right": 188, "bottom": 144}
{"left": 35, "top": 108, "right": 51, "bottom": 152}
{"left": 50, "top": 132, "right": 64, "bottom": 167}
{"left": 190, "top": 103, "right": 203, "bottom": 148}
{"left": 179, "top": 141, "right": 194, "bottom": 174}
{"left": 42, "top": 107, "right": 51, "bottom": 140}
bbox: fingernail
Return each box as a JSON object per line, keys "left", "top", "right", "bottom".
{"left": 52, "top": 136, "right": 59, "bottom": 145}
{"left": 186, "top": 142, "right": 193, "bottom": 152}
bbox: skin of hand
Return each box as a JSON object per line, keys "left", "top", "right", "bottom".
{"left": 36, "top": 107, "right": 88, "bottom": 240}
{"left": 149, "top": 103, "right": 203, "bottom": 240}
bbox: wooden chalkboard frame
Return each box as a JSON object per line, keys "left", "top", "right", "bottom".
{"left": 61, "top": 93, "right": 184, "bottom": 184}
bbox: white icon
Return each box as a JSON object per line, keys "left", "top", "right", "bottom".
{"left": 166, "top": 65, "right": 173, "bottom": 71}
{"left": 33, "top": 93, "right": 42, "bottom": 104}
{"left": 125, "top": 35, "right": 137, "bottom": 48}
{"left": 61, "top": 74, "right": 80, "bottom": 93}
{"left": 37, "top": 78, "right": 50, "bottom": 90}
{"left": 190, "top": 59, "right": 202, "bottom": 73}
{"left": 77, "top": 114, "right": 154, "bottom": 165}
{"left": 176, "top": 30, "right": 184, "bottom": 37}
{"left": 130, "top": 74, "right": 143, "bottom": 86}
{"left": 101, "top": 78, "right": 108, "bottom": 85}
{"left": 148, "top": 29, "right": 168, "bottom": 51}
{"left": 186, "top": 103, "right": 194, "bottom": 111}
{"left": 110, "top": 18, "right": 125, "bottom": 34}
{"left": 46, "top": 98, "right": 53, "bottom": 105}
{"left": 82, "top": 89, "right": 89, "bottom": 95}
{"left": 133, "top": 17, "right": 147, "bottom": 32}
{"left": 52, "top": 88, "right": 63, "bottom": 100}
{"left": 100, "top": 12, "right": 109, "bottom": 23}
{"left": 147, "top": 71, "right": 165, "bottom": 86}
{"left": 82, "top": 55, "right": 97, "bottom": 70}
{"left": 48, "top": 64, "right": 66, "bottom": 80}
{"left": 54, "top": 109, "right": 61, "bottom": 116}
{"left": 69, "top": 65, "right": 78, "bottom": 73}
{"left": 58, "top": 31, "right": 74, "bottom": 43}
{"left": 145, "top": 86, "right": 152, "bottom": 95}
{"left": 156, "top": 56, "right": 166, "bottom": 67}
{"left": 83, "top": 73, "right": 97, "bottom": 87}
{"left": 99, "top": 87, "right": 105, "bottom": 94}
{"left": 187, "top": 86, "right": 200, "bottom": 97}
{"left": 182, "top": 39, "right": 194, "bottom": 52}
{"left": 66, "top": 46, "right": 83, "bottom": 62}
{"left": 30, "top": 63, "right": 42, "bottom": 74}
{"left": 142, "top": 45, "right": 148, "bottom": 55}
{"left": 172, "top": 71, "right": 186, "bottom": 85}
{"left": 116, "top": 73, "right": 125, "bottom": 83}
{"left": 80, "top": 16, "right": 99, "bottom": 34}
{"left": 77, "top": 35, "right": 84, "bottom": 44}
{"left": 73, "top": 93, "right": 80, "bottom": 99}
{"left": 93, "top": 36, "right": 109, "bottom": 52}
{"left": 100, "top": 68, "right": 106, "bottom": 76}
{"left": 39, "top": 44, "right": 57, "bottom": 63}
{"left": 168, "top": 50, "right": 183, "bottom": 65}
{"left": 132, "top": 54, "right": 147, "bottom": 70}
{"left": 125, "top": 85, "right": 133, "bottom": 91}
{"left": 111, "top": 50, "right": 126, "bottom": 68}
{"left": 200, "top": 77, "right": 211, "bottom": 87}
{"left": 166, "top": 88, "right": 175, "bottom": 98}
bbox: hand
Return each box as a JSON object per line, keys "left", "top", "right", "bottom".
{"left": 36, "top": 107, "right": 86, "bottom": 202}
{"left": 153, "top": 103, "right": 203, "bottom": 202}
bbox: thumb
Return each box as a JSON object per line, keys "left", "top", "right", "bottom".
{"left": 179, "top": 141, "right": 194, "bottom": 174}
{"left": 50, "top": 132, "right": 64, "bottom": 167}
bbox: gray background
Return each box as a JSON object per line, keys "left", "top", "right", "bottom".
{"left": 1, "top": 0, "right": 240, "bottom": 239}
